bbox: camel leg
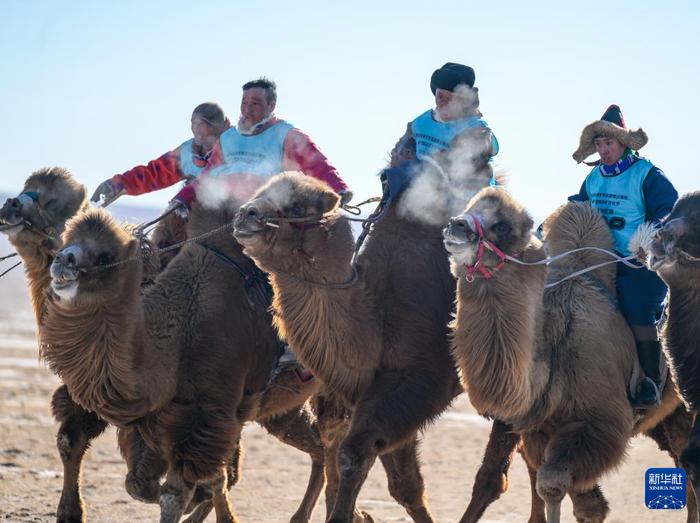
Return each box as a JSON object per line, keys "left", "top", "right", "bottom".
{"left": 536, "top": 420, "right": 627, "bottom": 523}
{"left": 118, "top": 427, "right": 168, "bottom": 503}
{"left": 458, "top": 419, "right": 521, "bottom": 523}
{"left": 328, "top": 369, "right": 453, "bottom": 523}
{"left": 209, "top": 468, "right": 238, "bottom": 523}
{"left": 379, "top": 438, "right": 432, "bottom": 523}
{"left": 51, "top": 384, "right": 108, "bottom": 523}
{"left": 313, "top": 394, "right": 370, "bottom": 523}
{"left": 523, "top": 457, "right": 546, "bottom": 523}
{"left": 182, "top": 445, "right": 241, "bottom": 523}
{"left": 569, "top": 486, "right": 609, "bottom": 523}
{"left": 159, "top": 469, "right": 196, "bottom": 523}
{"left": 259, "top": 405, "right": 325, "bottom": 523}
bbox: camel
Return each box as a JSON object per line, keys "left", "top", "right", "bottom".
{"left": 444, "top": 187, "right": 694, "bottom": 522}
{"left": 648, "top": 190, "right": 700, "bottom": 516}
{"left": 40, "top": 201, "right": 328, "bottom": 522}
{"left": 233, "top": 168, "right": 523, "bottom": 522}
{"left": 2, "top": 168, "right": 326, "bottom": 523}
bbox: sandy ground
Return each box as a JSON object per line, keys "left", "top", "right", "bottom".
{"left": 0, "top": 234, "right": 690, "bottom": 522}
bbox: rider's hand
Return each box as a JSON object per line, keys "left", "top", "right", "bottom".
{"left": 90, "top": 179, "right": 122, "bottom": 206}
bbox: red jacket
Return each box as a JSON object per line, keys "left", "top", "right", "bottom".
{"left": 111, "top": 141, "right": 223, "bottom": 196}
{"left": 175, "top": 118, "right": 348, "bottom": 206}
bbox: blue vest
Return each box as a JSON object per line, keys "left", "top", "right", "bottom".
{"left": 178, "top": 139, "right": 206, "bottom": 179}
{"left": 208, "top": 121, "right": 293, "bottom": 178}
{"left": 585, "top": 158, "right": 653, "bottom": 255}
{"left": 410, "top": 110, "right": 499, "bottom": 160}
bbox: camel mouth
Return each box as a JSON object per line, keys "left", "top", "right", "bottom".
{"left": 51, "top": 277, "right": 79, "bottom": 301}
{"left": 233, "top": 217, "right": 267, "bottom": 246}
{"left": 0, "top": 222, "right": 23, "bottom": 236}
{"left": 648, "top": 251, "right": 674, "bottom": 271}
{"left": 232, "top": 227, "right": 262, "bottom": 246}
{"left": 442, "top": 222, "right": 477, "bottom": 254}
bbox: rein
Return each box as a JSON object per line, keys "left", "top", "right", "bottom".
{"left": 457, "top": 213, "right": 642, "bottom": 288}
{"left": 246, "top": 195, "right": 385, "bottom": 289}
{"left": 204, "top": 245, "right": 272, "bottom": 308}
{"left": 78, "top": 221, "right": 236, "bottom": 274}
{"left": 0, "top": 260, "right": 22, "bottom": 278}
{"left": 0, "top": 251, "right": 21, "bottom": 279}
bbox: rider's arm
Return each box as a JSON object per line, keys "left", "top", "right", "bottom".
{"left": 283, "top": 129, "right": 349, "bottom": 193}
{"left": 112, "top": 148, "right": 186, "bottom": 196}
{"left": 643, "top": 167, "right": 678, "bottom": 224}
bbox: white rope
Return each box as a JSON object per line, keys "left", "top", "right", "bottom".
{"left": 500, "top": 247, "right": 640, "bottom": 289}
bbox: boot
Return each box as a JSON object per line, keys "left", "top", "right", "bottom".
{"left": 633, "top": 340, "right": 662, "bottom": 407}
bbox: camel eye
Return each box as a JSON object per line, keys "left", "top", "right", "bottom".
{"left": 493, "top": 222, "right": 511, "bottom": 236}
{"left": 290, "top": 203, "right": 304, "bottom": 217}
{"left": 96, "top": 252, "right": 112, "bottom": 266}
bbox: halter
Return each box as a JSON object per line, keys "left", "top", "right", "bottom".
{"left": 462, "top": 214, "right": 518, "bottom": 283}
{"left": 15, "top": 191, "right": 57, "bottom": 241}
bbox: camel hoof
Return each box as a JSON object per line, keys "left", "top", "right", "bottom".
{"left": 56, "top": 514, "right": 85, "bottom": 523}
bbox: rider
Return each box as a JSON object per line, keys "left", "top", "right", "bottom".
{"left": 90, "top": 102, "right": 230, "bottom": 205}
{"left": 571, "top": 104, "right": 678, "bottom": 406}
{"left": 383, "top": 62, "right": 499, "bottom": 198}
{"left": 171, "top": 77, "right": 351, "bottom": 210}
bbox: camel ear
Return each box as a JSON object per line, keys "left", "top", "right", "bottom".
{"left": 318, "top": 190, "right": 340, "bottom": 214}
{"left": 126, "top": 237, "right": 141, "bottom": 259}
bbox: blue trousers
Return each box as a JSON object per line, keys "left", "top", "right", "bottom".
{"left": 616, "top": 262, "right": 667, "bottom": 326}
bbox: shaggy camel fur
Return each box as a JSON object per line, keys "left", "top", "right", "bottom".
{"left": 2, "top": 170, "right": 324, "bottom": 523}
{"left": 39, "top": 202, "right": 329, "bottom": 523}
{"left": 444, "top": 187, "right": 693, "bottom": 522}
{"left": 234, "top": 172, "right": 519, "bottom": 523}
{"left": 649, "top": 191, "right": 700, "bottom": 517}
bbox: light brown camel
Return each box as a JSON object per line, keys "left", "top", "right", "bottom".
{"left": 2, "top": 168, "right": 326, "bottom": 523}
{"left": 444, "top": 187, "right": 693, "bottom": 522}
{"left": 234, "top": 170, "right": 526, "bottom": 523}
{"left": 649, "top": 190, "right": 700, "bottom": 517}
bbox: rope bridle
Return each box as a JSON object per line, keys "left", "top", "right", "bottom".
{"left": 456, "top": 213, "right": 645, "bottom": 288}
{"left": 245, "top": 196, "right": 385, "bottom": 289}
{"left": 460, "top": 214, "right": 520, "bottom": 283}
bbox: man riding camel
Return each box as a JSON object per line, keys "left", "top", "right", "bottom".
{"left": 571, "top": 104, "right": 678, "bottom": 407}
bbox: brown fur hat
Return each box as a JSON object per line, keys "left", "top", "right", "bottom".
{"left": 572, "top": 105, "right": 648, "bottom": 164}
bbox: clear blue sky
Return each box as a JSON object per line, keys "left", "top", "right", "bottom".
{"left": 1, "top": 0, "right": 698, "bottom": 220}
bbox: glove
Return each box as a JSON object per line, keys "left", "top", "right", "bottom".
{"left": 166, "top": 198, "right": 189, "bottom": 219}
{"left": 91, "top": 179, "right": 123, "bottom": 206}
{"left": 339, "top": 190, "right": 353, "bottom": 206}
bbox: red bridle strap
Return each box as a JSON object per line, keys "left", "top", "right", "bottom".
{"left": 463, "top": 214, "right": 518, "bottom": 282}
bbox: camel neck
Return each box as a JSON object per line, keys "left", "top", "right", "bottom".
{"left": 271, "top": 268, "right": 381, "bottom": 403}
{"left": 13, "top": 241, "right": 55, "bottom": 329}
{"left": 452, "top": 257, "right": 548, "bottom": 424}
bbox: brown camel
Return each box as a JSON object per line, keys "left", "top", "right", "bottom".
{"left": 2, "top": 168, "right": 326, "bottom": 523}
{"left": 234, "top": 170, "right": 524, "bottom": 523}
{"left": 649, "top": 190, "right": 700, "bottom": 516}
{"left": 444, "top": 187, "right": 694, "bottom": 522}
{"left": 40, "top": 202, "right": 328, "bottom": 522}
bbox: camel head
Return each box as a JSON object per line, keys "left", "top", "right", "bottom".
{"left": 649, "top": 191, "right": 700, "bottom": 283}
{"left": 50, "top": 208, "right": 139, "bottom": 304}
{"left": 234, "top": 172, "right": 350, "bottom": 273}
{"left": 0, "top": 167, "right": 87, "bottom": 249}
{"left": 443, "top": 187, "right": 533, "bottom": 280}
